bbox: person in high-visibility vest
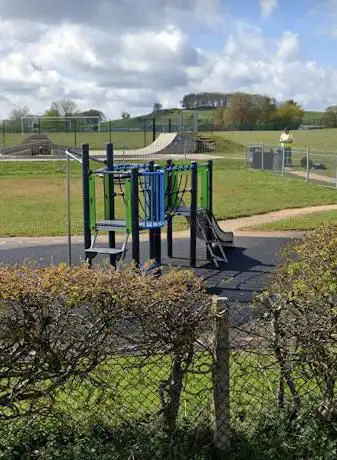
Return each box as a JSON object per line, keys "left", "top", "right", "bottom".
{"left": 280, "top": 127, "right": 293, "bottom": 167}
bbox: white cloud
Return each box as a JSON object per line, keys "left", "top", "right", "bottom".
{"left": 276, "top": 31, "right": 300, "bottom": 61}
{"left": 260, "top": 0, "right": 278, "bottom": 18}
{"left": 0, "top": 1, "right": 336, "bottom": 118}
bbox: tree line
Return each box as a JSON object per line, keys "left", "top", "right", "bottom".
{"left": 181, "top": 92, "right": 304, "bottom": 128}
{"left": 6, "top": 93, "right": 337, "bottom": 131}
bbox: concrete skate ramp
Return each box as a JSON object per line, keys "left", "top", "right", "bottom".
{"left": 91, "top": 133, "right": 197, "bottom": 157}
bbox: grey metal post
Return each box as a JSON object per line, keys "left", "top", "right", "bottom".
{"left": 190, "top": 162, "right": 198, "bottom": 268}
{"left": 82, "top": 143, "right": 91, "bottom": 253}
{"left": 261, "top": 143, "right": 264, "bottom": 171}
{"left": 66, "top": 153, "right": 72, "bottom": 266}
{"left": 281, "top": 146, "right": 285, "bottom": 177}
{"left": 306, "top": 146, "right": 310, "bottom": 182}
{"left": 106, "top": 143, "right": 116, "bottom": 267}
{"left": 131, "top": 167, "right": 140, "bottom": 266}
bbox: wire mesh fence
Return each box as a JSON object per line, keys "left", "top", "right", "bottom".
{"left": 245, "top": 143, "right": 337, "bottom": 188}
{"left": 0, "top": 290, "right": 330, "bottom": 458}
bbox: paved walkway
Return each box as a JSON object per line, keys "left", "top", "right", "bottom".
{"left": 287, "top": 168, "right": 337, "bottom": 185}
{"left": 3, "top": 203, "right": 337, "bottom": 248}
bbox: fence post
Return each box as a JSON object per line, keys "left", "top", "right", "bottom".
{"left": 131, "top": 167, "right": 140, "bottom": 266}
{"left": 261, "top": 143, "right": 264, "bottom": 171}
{"left": 152, "top": 117, "right": 156, "bottom": 142}
{"left": 306, "top": 146, "right": 310, "bottom": 182}
{"left": 2, "top": 120, "right": 5, "bottom": 147}
{"left": 212, "top": 296, "right": 230, "bottom": 453}
{"left": 281, "top": 146, "right": 285, "bottom": 177}
{"left": 106, "top": 143, "right": 116, "bottom": 267}
{"left": 82, "top": 144, "right": 91, "bottom": 256}
{"left": 143, "top": 119, "right": 147, "bottom": 147}
{"left": 335, "top": 154, "right": 337, "bottom": 190}
{"left": 66, "top": 153, "right": 72, "bottom": 267}
{"left": 190, "top": 162, "right": 197, "bottom": 268}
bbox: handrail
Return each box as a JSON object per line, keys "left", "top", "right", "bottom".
{"left": 65, "top": 148, "right": 83, "bottom": 164}
{"left": 65, "top": 147, "right": 107, "bottom": 165}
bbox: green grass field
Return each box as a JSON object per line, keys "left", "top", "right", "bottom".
{"left": 2, "top": 127, "right": 336, "bottom": 154}
{"left": 214, "top": 128, "right": 337, "bottom": 151}
{"left": 1, "top": 158, "right": 337, "bottom": 237}
{"left": 0, "top": 131, "right": 158, "bottom": 149}
{"left": 245, "top": 209, "right": 337, "bottom": 232}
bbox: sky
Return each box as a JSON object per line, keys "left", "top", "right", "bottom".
{"left": 0, "top": 0, "right": 337, "bottom": 118}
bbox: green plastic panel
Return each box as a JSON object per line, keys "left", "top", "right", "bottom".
{"left": 103, "top": 174, "right": 110, "bottom": 220}
{"left": 199, "top": 166, "right": 208, "bottom": 210}
{"left": 124, "top": 178, "right": 132, "bottom": 233}
{"left": 88, "top": 175, "right": 96, "bottom": 232}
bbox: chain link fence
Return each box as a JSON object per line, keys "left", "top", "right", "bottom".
{"left": 0, "top": 291, "right": 330, "bottom": 457}
{"left": 245, "top": 143, "right": 337, "bottom": 188}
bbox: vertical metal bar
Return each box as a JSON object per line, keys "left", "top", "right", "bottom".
{"left": 167, "top": 159, "right": 173, "bottom": 258}
{"left": 109, "top": 120, "right": 112, "bottom": 143}
{"left": 66, "top": 154, "right": 72, "bottom": 266}
{"left": 190, "top": 162, "right": 198, "bottom": 268}
{"left": 143, "top": 119, "right": 146, "bottom": 147}
{"left": 168, "top": 118, "right": 172, "bottom": 133}
{"left": 306, "top": 146, "right": 310, "bottom": 182}
{"left": 131, "top": 167, "right": 140, "bottom": 266}
{"left": 152, "top": 117, "right": 156, "bottom": 142}
{"left": 154, "top": 165, "right": 161, "bottom": 267}
{"left": 208, "top": 160, "right": 213, "bottom": 214}
{"left": 106, "top": 143, "right": 116, "bottom": 267}
{"left": 281, "top": 146, "right": 285, "bottom": 177}
{"left": 82, "top": 144, "right": 91, "bottom": 256}
{"left": 206, "top": 160, "right": 213, "bottom": 260}
{"left": 148, "top": 161, "right": 155, "bottom": 260}
{"left": 261, "top": 143, "right": 264, "bottom": 171}
{"left": 74, "top": 118, "right": 77, "bottom": 147}
{"left": 3, "top": 120, "right": 5, "bottom": 147}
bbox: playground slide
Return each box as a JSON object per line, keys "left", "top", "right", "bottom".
{"left": 196, "top": 211, "right": 234, "bottom": 245}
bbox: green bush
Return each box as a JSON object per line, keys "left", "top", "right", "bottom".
{"left": 0, "top": 415, "right": 215, "bottom": 460}
{"left": 257, "top": 224, "right": 337, "bottom": 419}
{"left": 0, "top": 263, "right": 210, "bottom": 426}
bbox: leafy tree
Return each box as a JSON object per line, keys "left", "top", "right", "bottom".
{"left": 8, "top": 105, "right": 30, "bottom": 121}
{"left": 40, "top": 107, "right": 64, "bottom": 132}
{"left": 51, "top": 99, "right": 78, "bottom": 116}
{"left": 323, "top": 106, "right": 337, "bottom": 128}
{"left": 212, "top": 108, "right": 225, "bottom": 128}
{"left": 272, "top": 100, "right": 304, "bottom": 128}
{"left": 153, "top": 103, "right": 162, "bottom": 113}
{"left": 121, "top": 111, "right": 131, "bottom": 119}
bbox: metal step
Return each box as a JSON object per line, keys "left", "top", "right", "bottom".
{"left": 85, "top": 247, "right": 124, "bottom": 256}
{"left": 174, "top": 207, "right": 206, "bottom": 217}
{"left": 96, "top": 220, "right": 127, "bottom": 231}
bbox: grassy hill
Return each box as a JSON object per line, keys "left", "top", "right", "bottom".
{"left": 302, "top": 111, "right": 325, "bottom": 123}
{"left": 104, "top": 108, "right": 213, "bottom": 130}
{"left": 106, "top": 108, "right": 325, "bottom": 130}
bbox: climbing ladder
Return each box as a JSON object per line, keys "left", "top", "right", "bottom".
{"left": 84, "top": 165, "right": 166, "bottom": 267}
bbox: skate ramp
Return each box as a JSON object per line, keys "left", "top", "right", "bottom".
{"left": 90, "top": 133, "right": 197, "bottom": 157}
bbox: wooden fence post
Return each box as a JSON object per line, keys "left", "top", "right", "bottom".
{"left": 212, "top": 296, "right": 230, "bottom": 453}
